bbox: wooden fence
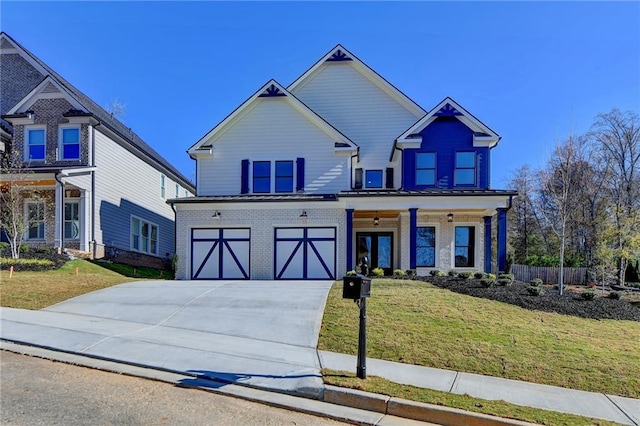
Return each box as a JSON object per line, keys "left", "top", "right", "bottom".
{"left": 511, "top": 264, "right": 587, "bottom": 285}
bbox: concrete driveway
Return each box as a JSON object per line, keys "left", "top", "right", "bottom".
{"left": 0, "top": 280, "right": 334, "bottom": 398}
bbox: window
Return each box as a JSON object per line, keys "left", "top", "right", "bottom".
{"left": 175, "top": 184, "right": 179, "bottom": 198}
{"left": 131, "top": 217, "right": 158, "bottom": 255}
{"left": 59, "top": 127, "right": 80, "bottom": 160}
{"left": 455, "top": 152, "right": 476, "bottom": 185}
{"left": 416, "top": 227, "right": 436, "bottom": 267}
{"left": 26, "top": 202, "right": 45, "bottom": 240}
{"left": 253, "top": 161, "right": 271, "bottom": 193}
{"left": 160, "top": 175, "right": 166, "bottom": 199}
{"left": 275, "top": 161, "right": 294, "bottom": 193}
{"left": 64, "top": 201, "right": 79, "bottom": 240}
{"left": 365, "top": 170, "right": 383, "bottom": 188}
{"left": 25, "top": 127, "right": 46, "bottom": 161}
{"left": 455, "top": 226, "right": 475, "bottom": 267}
{"left": 416, "top": 152, "right": 436, "bottom": 186}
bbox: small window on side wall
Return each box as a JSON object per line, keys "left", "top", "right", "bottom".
{"left": 455, "top": 152, "right": 476, "bottom": 185}
{"left": 365, "top": 170, "right": 383, "bottom": 188}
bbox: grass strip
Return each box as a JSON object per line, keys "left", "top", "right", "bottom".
{"left": 323, "top": 369, "right": 620, "bottom": 426}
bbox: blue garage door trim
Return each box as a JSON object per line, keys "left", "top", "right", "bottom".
{"left": 191, "top": 228, "right": 250, "bottom": 280}
{"left": 274, "top": 227, "right": 336, "bottom": 280}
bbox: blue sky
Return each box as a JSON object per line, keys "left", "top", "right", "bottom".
{"left": 2, "top": 1, "right": 639, "bottom": 187}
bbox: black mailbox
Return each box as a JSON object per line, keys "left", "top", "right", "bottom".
{"left": 342, "top": 274, "right": 371, "bottom": 300}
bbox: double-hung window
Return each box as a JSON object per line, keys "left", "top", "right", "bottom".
{"left": 175, "top": 184, "right": 180, "bottom": 198}
{"left": 160, "top": 175, "right": 166, "bottom": 199}
{"left": 275, "top": 161, "right": 293, "bottom": 193}
{"left": 454, "top": 226, "right": 475, "bottom": 267}
{"left": 253, "top": 161, "right": 271, "bottom": 193}
{"left": 416, "top": 226, "right": 436, "bottom": 267}
{"left": 131, "top": 217, "right": 158, "bottom": 255}
{"left": 59, "top": 126, "right": 80, "bottom": 160}
{"left": 416, "top": 152, "right": 436, "bottom": 186}
{"left": 455, "top": 152, "right": 476, "bottom": 185}
{"left": 26, "top": 202, "right": 45, "bottom": 240}
{"left": 25, "top": 127, "right": 46, "bottom": 162}
{"left": 64, "top": 201, "right": 80, "bottom": 240}
{"left": 365, "top": 170, "right": 383, "bottom": 188}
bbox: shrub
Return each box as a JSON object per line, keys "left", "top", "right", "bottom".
{"left": 498, "top": 273, "right": 514, "bottom": 283}
{"left": 447, "top": 270, "right": 456, "bottom": 277}
{"left": 474, "top": 272, "right": 485, "bottom": 279}
{"left": 526, "top": 286, "right": 544, "bottom": 296}
{"left": 393, "top": 269, "right": 405, "bottom": 276}
{"left": 1, "top": 258, "right": 55, "bottom": 267}
{"left": 480, "top": 278, "right": 495, "bottom": 288}
{"left": 497, "top": 278, "right": 513, "bottom": 286}
{"left": 429, "top": 270, "right": 440, "bottom": 277}
{"left": 581, "top": 290, "right": 597, "bottom": 300}
{"left": 608, "top": 291, "right": 622, "bottom": 300}
{"left": 35, "top": 247, "right": 53, "bottom": 255}
{"left": 405, "top": 269, "right": 416, "bottom": 276}
{"left": 457, "top": 271, "right": 473, "bottom": 280}
{"left": 371, "top": 267, "right": 385, "bottom": 277}
{"left": 345, "top": 270, "right": 357, "bottom": 276}
{"left": 0, "top": 242, "right": 9, "bottom": 250}
{"left": 529, "top": 278, "right": 543, "bottom": 287}
{"left": 486, "top": 273, "right": 496, "bottom": 280}
{"left": 19, "top": 243, "right": 28, "bottom": 254}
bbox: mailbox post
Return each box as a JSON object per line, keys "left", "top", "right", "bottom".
{"left": 342, "top": 274, "right": 371, "bottom": 379}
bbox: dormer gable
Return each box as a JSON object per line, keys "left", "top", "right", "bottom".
{"left": 397, "top": 97, "right": 500, "bottom": 149}
{"left": 188, "top": 79, "right": 358, "bottom": 159}
{"left": 5, "top": 76, "right": 86, "bottom": 120}
{"left": 288, "top": 44, "right": 425, "bottom": 119}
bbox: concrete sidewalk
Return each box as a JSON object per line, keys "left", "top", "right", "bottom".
{"left": 1, "top": 279, "right": 638, "bottom": 425}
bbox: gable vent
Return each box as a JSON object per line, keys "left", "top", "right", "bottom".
{"left": 41, "top": 82, "right": 61, "bottom": 94}
{"left": 434, "top": 103, "right": 463, "bottom": 117}
{"left": 326, "top": 49, "right": 352, "bottom": 62}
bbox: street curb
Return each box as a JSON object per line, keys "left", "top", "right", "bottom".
{"left": 2, "top": 341, "right": 533, "bottom": 426}
{"left": 325, "top": 385, "right": 536, "bottom": 426}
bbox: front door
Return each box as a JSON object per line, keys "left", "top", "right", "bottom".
{"left": 356, "top": 232, "right": 393, "bottom": 276}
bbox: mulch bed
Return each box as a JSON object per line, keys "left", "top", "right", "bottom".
{"left": 400, "top": 275, "right": 640, "bottom": 321}
{"left": 0, "top": 247, "right": 69, "bottom": 271}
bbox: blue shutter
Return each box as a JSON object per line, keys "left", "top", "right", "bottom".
{"left": 241, "top": 159, "right": 249, "bottom": 194}
{"left": 354, "top": 168, "right": 363, "bottom": 189}
{"left": 385, "top": 168, "right": 394, "bottom": 189}
{"left": 296, "top": 157, "right": 305, "bottom": 191}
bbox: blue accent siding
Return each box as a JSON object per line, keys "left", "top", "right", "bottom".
{"left": 497, "top": 208, "right": 507, "bottom": 272}
{"left": 402, "top": 117, "right": 490, "bottom": 190}
{"left": 409, "top": 208, "right": 417, "bottom": 268}
{"left": 346, "top": 209, "right": 354, "bottom": 271}
{"left": 484, "top": 216, "right": 492, "bottom": 273}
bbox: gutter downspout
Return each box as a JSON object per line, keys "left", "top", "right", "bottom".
{"left": 54, "top": 171, "right": 64, "bottom": 254}
{"left": 350, "top": 149, "right": 359, "bottom": 189}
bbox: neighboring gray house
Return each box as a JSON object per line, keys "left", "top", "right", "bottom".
{"left": 0, "top": 32, "right": 195, "bottom": 268}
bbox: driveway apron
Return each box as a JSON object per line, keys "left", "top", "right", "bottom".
{"left": 0, "top": 280, "right": 334, "bottom": 398}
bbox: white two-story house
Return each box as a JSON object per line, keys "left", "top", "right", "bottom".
{"left": 171, "top": 45, "right": 515, "bottom": 280}
{"left": 1, "top": 33, "right": 195, "bottom": 268}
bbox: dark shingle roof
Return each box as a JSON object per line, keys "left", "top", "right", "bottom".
{"left": 2, "top": 32, "right": 194, "bottom": 191}
{"left": 168, "top": 193, "right": 338, "bottom": 204}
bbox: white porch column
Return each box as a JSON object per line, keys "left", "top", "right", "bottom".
{"left": 80, "top": 189, "right": 90, "bottom": 251}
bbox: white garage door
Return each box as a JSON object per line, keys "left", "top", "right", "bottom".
{"left": 275, "top": 227, "right": 336, "bottom": 280}
{"left": 191, "top": 228, "right": 250, "bottom": 280}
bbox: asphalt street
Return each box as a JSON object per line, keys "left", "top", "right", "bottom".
{"left": 0, "top": 350, "right": 346, "bottom": 426}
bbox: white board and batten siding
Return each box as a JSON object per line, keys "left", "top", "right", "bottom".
{"left": 93, "top": 129, "right": 180, "bottom": 257}
{"left": 291, "top": 62, "right": 421, "bottom": 182}
{"left": 197, "top": 98, "right": 350, "bottom": 196}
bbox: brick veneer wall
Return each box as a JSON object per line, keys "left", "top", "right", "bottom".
{"left": 175, "top": 206, "right": 347, "bottom": 280}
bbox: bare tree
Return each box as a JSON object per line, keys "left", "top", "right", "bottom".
{"left": 591, "top": 109, "right": 640, "bottom": 286}
{"left": 538, "top": 135, "right": 587, "bottom": 294}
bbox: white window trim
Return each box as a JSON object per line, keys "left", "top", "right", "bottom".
{"left": 451, "top": 223, "right": 478, "bottom": 269}
{"left": 416, "top": 221, "right": 440, "bottom": 268}
{"left": 175, "top": 183, "right": 180, "bottom": 198}
{"left": 130, "top": 215, "right": 159, "bottom": 256}
{"left": 25, "top": 200, "right": 46, "bottom": 240}
{"left": 250, "top": 160, "right": 296, "bottom": 194}
{"left": 64, "top": 200, "right": 80, "bottom": 240}
{"left": 160, "top": 174, "right": 166, "bottom": 199}
{"left": 24, "top": 125, "right": 47, "bottom": 162}
{"left": 58, "top": 124, "right": 81, "bottom": 161}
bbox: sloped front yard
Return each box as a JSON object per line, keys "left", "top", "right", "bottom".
{"left": 318, "top": 278, "right": 640, "bottom": 399}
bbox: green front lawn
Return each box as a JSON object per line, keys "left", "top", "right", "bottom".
{"left": 319, "top": 279, "right": 640, "bottom": 398}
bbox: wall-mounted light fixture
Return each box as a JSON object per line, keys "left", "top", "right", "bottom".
{"left": 447, "top": 212, "right": 454, "bottom": 223}
{"left": 212, "top": 211, "right": 221, "bottom": 219}
{"left": 299, "top": 210, "right": 308, "bottom": 218}
{"left": 373, "top": 211, "right": 380, "bottom": 226}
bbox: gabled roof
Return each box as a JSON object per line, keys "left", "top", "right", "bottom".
{"left": 287, "top": 44, "right": 426, "bottom": 119}
{"left": 188, "top": 79, "right": 358, "bottom": 157}
{"left": 0, "top": 32, "right": 194, "bottom": 191}
{"left": 397, "top": 97, "right": 501, "bottom": 148}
